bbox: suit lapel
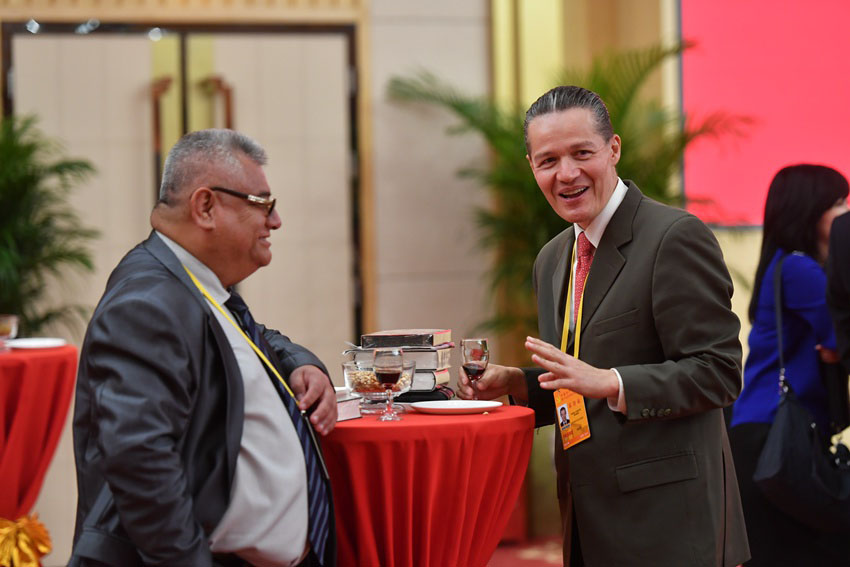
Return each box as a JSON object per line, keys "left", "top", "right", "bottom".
{"left": 143, "top": 232, "right": 208, "bottom": 305}
{"left": 578, "top": 183, "right": 640, "bottom": 338}
{"left": 551, "top": 226, "right": 576, "bottom": 348}
{"left": 143, "top": 230, "right": 244, "bottom": 481}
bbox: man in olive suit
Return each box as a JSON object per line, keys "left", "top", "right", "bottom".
{"left": 458, "top": 86, "right": 749, "bottom": 566}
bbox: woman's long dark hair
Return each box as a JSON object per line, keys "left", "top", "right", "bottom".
{"left": 748, "top": 164, "right": 849, "bottom": 322}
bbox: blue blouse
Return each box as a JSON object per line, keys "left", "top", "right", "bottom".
{"left": 731, "top": 250, "right": 836, "bottom": 430}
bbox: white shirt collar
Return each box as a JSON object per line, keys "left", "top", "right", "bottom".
{"left": 155, "top": 230, "right": 230, "bottom": 305}
{"left": 574, "top": 177, "right": 628, "bottom": 247}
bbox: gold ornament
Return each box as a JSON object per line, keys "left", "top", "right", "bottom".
{"left": 0, "top": 514, "right": 52, "bottom": 567}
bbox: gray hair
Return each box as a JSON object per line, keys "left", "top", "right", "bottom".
{"left": 523, "top": 86, "right": 613, "bottom": 153}
{"left": 158, "top": 129, "right": 267, "bottom": 204}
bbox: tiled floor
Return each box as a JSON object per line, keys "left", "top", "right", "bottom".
{"left": 489, "top": 537, "right": 563, "bottom": 567}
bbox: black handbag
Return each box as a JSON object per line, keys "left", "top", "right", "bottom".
{"left": 752, "top": 254, "right": 850, "bottom": 533}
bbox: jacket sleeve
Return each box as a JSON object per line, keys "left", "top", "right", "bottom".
{"left": 618, "top": 215, "right": 743, "bottom": 420}
{"left": 84, "top": 289, "right": 213, "bottom": 567}
{"left": 525, "top": 245, "right": 558, "bottom": 427}
{"left": 261, "top": 325, "right": 330, "bottom": 379}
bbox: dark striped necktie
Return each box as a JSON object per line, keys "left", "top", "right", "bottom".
{"left": 224, "top": 291, "right": 330, "bottom": 565}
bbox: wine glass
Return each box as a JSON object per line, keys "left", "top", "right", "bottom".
{"left": 373, "top": 347, "right": 405, "bottom": 421}
{"left": 0, "top": 314, "right": 18, "bottom": 353}
{"left": 461, "top": 338, "right": 489, "bottom": 398}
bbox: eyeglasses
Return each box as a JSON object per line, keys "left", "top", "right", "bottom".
{"left": 210, "top": 186, "right": 276, "bottom": 217}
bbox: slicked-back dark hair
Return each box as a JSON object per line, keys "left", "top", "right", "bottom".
{"left": 748, "top": 164, "right": 849, "bottom": 322}
{"left": 523, "top": 86, "right": 614, "bottom": 153}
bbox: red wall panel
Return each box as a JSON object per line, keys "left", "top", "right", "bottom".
{"left": 681, "top": 0, "right": 850, "bottom": 225}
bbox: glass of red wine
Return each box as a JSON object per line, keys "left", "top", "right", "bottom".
{"left": 373, "top": 347, "right": 405, "bottom": 421}
{"left": 461, "top": 338, "right": 489, "bottom": 398}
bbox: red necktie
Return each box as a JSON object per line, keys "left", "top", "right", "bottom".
{"left": 573, "top": 232, "right": 595, "bottom": 324}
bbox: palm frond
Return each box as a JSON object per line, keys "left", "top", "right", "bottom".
{"left": 0, "top": 115, "right": 98, "bottom": 335}
{"left": 388, "top": 43, "right": 751, "bottom": 337}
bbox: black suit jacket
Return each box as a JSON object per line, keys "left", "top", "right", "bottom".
{"left": 524, "top": 182, "right": 748, "bottom": 566}
{"left": 71, "top": 232, "right": 335, "bottom": 566}
{"left": 828, "top": 211, "right": 850, "bottom": 374}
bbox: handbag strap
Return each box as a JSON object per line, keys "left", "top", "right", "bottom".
{"left": 773, "top": 254, "right": 791, "bottom": 394}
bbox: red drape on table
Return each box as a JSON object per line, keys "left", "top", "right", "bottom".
{"left": 322, "top": 405, "right": 535, "bottom": 567}
{"left": 0, "top": 345, "right": 77, "bottom": 519}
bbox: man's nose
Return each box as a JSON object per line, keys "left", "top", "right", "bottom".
{"left": 268, "top": 209, "right": 282, "bottom": 229}
{"left": 555, "top": 159, "right": 579, "bottom": 182}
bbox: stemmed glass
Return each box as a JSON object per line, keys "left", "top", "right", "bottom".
{"left": 461, "top": 338, "right": 489, "bottom": 398}
{"left": 373, "top": 347, "right": 404, "bottom": 421}
{"left": 0, "top": 314, "right": 18, "bottom": 353}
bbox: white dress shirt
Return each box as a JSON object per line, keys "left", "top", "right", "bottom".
{"left": 568, "top": 179, "right": 629, "bottom": 413}
{"left": 157, "top": 232, "right": 309, "bottom": 567}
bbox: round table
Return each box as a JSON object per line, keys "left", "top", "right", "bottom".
{"left": 321, "top": 404, "right": 535, "bottom": 567}
{"left": 0, "top": 344, "right": 77, "bottom": 520}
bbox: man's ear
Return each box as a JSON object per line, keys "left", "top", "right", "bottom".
{"left": 189, "top": 187, "right": 216, "bottom": 229}
{"left": 610, "top": 134, "right": 622, "bottom": 166}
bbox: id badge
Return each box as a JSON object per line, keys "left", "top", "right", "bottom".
{"left": 554, "top": 388, "right": 591, "bottom": 450}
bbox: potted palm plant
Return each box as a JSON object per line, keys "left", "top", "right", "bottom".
{"left": 0, "top": 115, "right": 98, "bottom": 337}
{"left": 387, "top": 42, "right": 750, "bottom": 339}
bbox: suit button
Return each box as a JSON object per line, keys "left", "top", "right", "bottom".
{"left": 641, "top": 408, "right": 650, "bottom": 418}
{"left": 649, "top": 408, "right": 657, "bottom": 417}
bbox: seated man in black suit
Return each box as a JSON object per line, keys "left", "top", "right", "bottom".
{"left": 71, "top": 129, "right": 337, "bottom": 567}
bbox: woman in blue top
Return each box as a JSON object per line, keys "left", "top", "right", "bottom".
{"left": 730, "top": 164, "right": 848, "bottom": 566}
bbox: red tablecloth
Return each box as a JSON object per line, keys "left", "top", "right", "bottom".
{"left": 0, "top": 345, "right": 77, "bottom": 520}
{"left": 321, "top": 405, "right": 535, "bottom": 567}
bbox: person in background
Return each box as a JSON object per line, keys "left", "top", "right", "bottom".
{"left": 827, "top": 210, "right": 850, "bottom": 374}
{"left": 826, "top": 209, "right": 850, "bottom": 437}
{"left": 729, "top": 164, "right": 849, "bottom": 566}
{"left": 458, "top": 85, "right": 748, "bottom": 566}
{"left": 71, "top": 129, "right": 337, "bottom": 567}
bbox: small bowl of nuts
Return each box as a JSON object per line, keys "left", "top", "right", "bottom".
{"left": 342, "top": 359, "right": 415, "bottom": 402}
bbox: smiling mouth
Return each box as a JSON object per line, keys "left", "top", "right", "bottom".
{"left": 558, "top": 187, "right": 588, "bottom": 200}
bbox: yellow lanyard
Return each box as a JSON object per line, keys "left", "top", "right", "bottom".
{"left": 560, "top": 238, "right": 586, "bottom": 358}
{"left": 552, "top": 236, "right": 592, "bottom": 451}
{"left": 183, "top": 266, "right": 297, "bottom": 401}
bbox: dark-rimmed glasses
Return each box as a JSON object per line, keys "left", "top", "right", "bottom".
{"left": 210, "top": 186, "right": 276, "bottom": 216}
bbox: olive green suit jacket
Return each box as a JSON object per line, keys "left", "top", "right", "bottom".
{"left": 525, "top": 181, "right": 750, "bottom": 566}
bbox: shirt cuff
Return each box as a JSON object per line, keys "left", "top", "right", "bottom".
{"left": 607, "top": 368, "right": 627, "bottom": 413}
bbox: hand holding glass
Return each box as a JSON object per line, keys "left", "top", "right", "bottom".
{"left": 461, "top": 338, "right": 489, "bottom": 397}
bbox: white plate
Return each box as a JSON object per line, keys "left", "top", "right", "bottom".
{"left": 7, "top": 338, "right": 67, "bottom": 349}
{"left": 411, "top": 400, "right": 502, "bottom": 415}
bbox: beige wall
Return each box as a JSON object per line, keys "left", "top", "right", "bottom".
{"left": 12, "top": 34, "right": 156, "bottom": 566}
{"left": 207, "top": 33, "right": 355, "bottom": 378}
{"left": 369, "top": 0, "right": 493, "bottom": 351}
{"left": 715, "top": 227, "right": 762, "bottom": 362}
